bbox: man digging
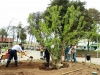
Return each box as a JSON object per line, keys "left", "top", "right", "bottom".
{"left": 6, "top": 43, "right": 24, "bottom": 67}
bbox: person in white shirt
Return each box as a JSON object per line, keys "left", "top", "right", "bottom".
{"left": 67, "top": 45, "right": 72, "bottom": 61}
{"left": 6, "top": 43, "right": 24, "bottom": 67}
{"left": 71, "top": 44, "right": 77, "bottom": 62}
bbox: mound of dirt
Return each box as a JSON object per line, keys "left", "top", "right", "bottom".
{"left": 0, "top": 60, "right": 100, "bottom": 75}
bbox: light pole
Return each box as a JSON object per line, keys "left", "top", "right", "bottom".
{"left": 8, "top": 35, "right": 10, "bottom": 48}
{"left": 97, "top": 35, "right": 98, "bottom": 58}
{"left": 18, "top": 26, "right": 21, "bottom": 43}
{"left": 19, "top": 31, "right": 20, "bottom": 42}
{"left": 33, "top": 36, "right": 35, "bottom": 50}
{"left": 96, "top": 24, "right": 100, "bottom": 58}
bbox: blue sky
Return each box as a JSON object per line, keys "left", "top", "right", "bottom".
{"left": 0, "top": 0, "right": 100, "bottom": 28}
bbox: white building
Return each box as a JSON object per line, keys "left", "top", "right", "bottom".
{"left": 77, "top": 39, "right": 96, "bottom": 50}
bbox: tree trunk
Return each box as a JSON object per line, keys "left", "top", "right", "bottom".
{"left": 50, "top": 53, "right": 63, "bottom": 69}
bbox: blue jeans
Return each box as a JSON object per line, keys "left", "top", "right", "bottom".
{"left": 67, "top": 54, "right": 71, "bottom": 61}
{"left": 64, "top": 52, "right": 67, "bottom": 60}
{"left": 73, "top": 52, "right": 77, "bottom": 62}
{"left": 40, "top": 51, "right": 44, "bottom": 59}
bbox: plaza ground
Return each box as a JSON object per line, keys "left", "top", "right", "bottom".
{"left": 0, "top": 50, "right": 100, "bottom": 75}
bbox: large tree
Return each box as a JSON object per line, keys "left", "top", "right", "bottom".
{"left": 27, "top": 5, "right": 96, "bottom": 68}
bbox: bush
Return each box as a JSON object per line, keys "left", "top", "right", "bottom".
{"left": 76, "top": 50, "right": 100, "bottom": 58}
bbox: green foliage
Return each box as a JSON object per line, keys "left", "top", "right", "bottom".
{"left": 20, "top": 28, "right": 27, "bottom": 43}
{"left": 28, "top": 6, "right": 63, "bottom": 64}
{"left": 28, "top": 4, "right": 96, "bottom": 64}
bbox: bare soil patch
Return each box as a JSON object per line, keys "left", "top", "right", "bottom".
{"left": 0, "top": 60, "right": 100, "bottom": 75}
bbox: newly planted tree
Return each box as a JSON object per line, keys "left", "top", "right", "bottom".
{"left": 27, "top": 5, "right": 94, "bottom": 69}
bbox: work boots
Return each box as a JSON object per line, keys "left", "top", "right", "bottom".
{"left": 15, "top": 60, "right": 18, "bottom": 66}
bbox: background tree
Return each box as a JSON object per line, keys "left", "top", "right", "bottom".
{"left": 88, "top": 8, "right": 100, "bottom": 24}
{"left": 11, "top": 26, "right": 18, "bottom": 42}
{"left": 27, "top": 12, "right": 43, "bottom": 45}
{"left": 0, "top": 28, "right": 7, "bottom": 42}
{"left": 88, "top": 8, "right": 100, "bottom": 43}
{"left": 20, "top": 27, "right": 27, "bottom": 44}
{"left": 25, "top": 25, "right": 33, "bottom": 47}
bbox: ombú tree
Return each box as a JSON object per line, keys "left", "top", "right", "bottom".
{"left": 28, "top": 5, "right": 88, "bottom": 68}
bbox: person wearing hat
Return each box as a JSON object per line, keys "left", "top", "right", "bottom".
{"left": 6, "top": 43, "right": 24, "bottom": 67}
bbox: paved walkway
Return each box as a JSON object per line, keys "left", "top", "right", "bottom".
{"left": 76, "top": 57, "right": 100, "bottom": 65}
{"left": 18, "top": 50, "right": 100, "bottom": 65}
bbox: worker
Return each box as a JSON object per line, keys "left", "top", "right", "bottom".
{"left": 6, "top": 43, "right": 24, "bottom": 67}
